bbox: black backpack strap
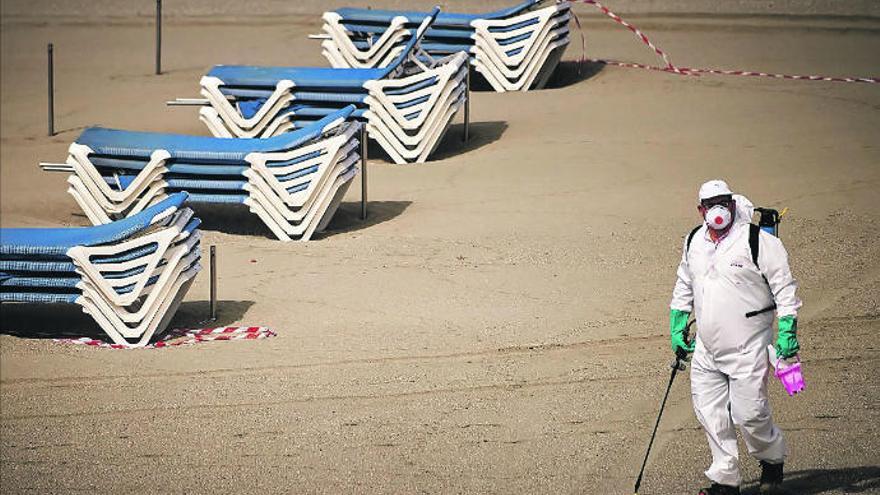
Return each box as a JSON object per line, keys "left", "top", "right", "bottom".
{"left": 747, "top": 223, "right": 775, "bottom": 312}
{"left": 685, "top": 225, "right": 701, "bottom": 254}
{"left": 749, "top": 223, "right": 760, "bottom": 269}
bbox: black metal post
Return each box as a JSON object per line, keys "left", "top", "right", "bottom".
{"left": 462, "top": 68, "right": 470, "bottom": 142}
{"left": 155, "top": 0, "right": 162, "bottom": 75}
{"left": 209, "top": 245, "right": 217, "bottom": 321}
{"left": 47, "top": 43, "right": 54, "bottom": 136}
{"left": 360, "top": 125, "right": 368, "bottom": 220}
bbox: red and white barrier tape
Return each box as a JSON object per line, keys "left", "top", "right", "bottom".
{"left": 570, "top": 2, "right": 587, "bottom": 67}
{"left": 572, "top": 0, "right": 880, "bottom": 84}
{"left": 55, "top": 326, "right": 276, "bottom": 350}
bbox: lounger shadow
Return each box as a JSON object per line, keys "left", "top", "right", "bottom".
{"left": 318, "top": 200, "right": 413, "bottom": 236}
{"left": 0, "top": 300, "right": 255, "bottom": 342}
{"left": 543, "top": 60, "right": 606, "bottom": 89}
{"left": 429, "top": 121, "right": 508, "bottom": 160}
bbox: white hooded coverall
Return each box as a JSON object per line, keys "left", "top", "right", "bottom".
{"left": 670, "top": 196, "right": 802, "bottom": 487}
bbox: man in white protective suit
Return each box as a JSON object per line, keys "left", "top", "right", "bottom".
{"left": 669, "top": 180, "right": 802, "bottom": 495}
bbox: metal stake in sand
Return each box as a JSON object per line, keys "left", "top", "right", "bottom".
{"left": 155, "top": 0, "right": 162, "bottom": 75}
{"left": 360, "top": 125, "right": 368, "bottom": 220}
{"left": 47, "top": 43, "right": 54, "bottom": 136}
{"left": 462, "top": 68, "right": 470, "bottom": 142}
{"left": 209, "top": 245, "right": 217, "bottom": 321}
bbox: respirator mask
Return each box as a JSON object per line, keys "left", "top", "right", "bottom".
{"left": 705, "top": 205, "right": 732, "bottom": 230}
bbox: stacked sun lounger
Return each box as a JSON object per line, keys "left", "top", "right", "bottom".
{"left": 0, "top": 193, "right": 200, "bottom": 347}
{"left": 316, "top": 1, "right": 570, "bottom": 92}
{"left": 196, "top": 7, "right": 469, "bottom": 164}
{"left": 55, "top": 106, "right": 361, "bottom": 242}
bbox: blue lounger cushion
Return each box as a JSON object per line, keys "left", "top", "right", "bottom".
{"left": 0, "top": 275, "right": 80, "bottom": 289}
{"left": 76, "top": 106, "right": 355, "bottom": 160}
{"left": 341, "top": 23, "right": 474, "bottom": 40}
{"left": 101, "top": 175, "right": 248, "bottom": 192}
{"left": 91, "top": 157, "right": 249, "bottom": 176}
{"left": 234, "top": 96, "right": 365, "bottom": 120}
{"left": 0, "top": 258, "right": 200, "bottom": 303}
{"left": 211, "top": 7, "right": 440, "bottom": 88}
{"left": 0, "top": 292, "right": 81, "bottom": 304}
{"left": 219, "top": 88, "right": 369, "bottom": 104}
{"left": 0, "top": 192, "right": 188, "bottom": 255}
{"left": 208, "top": 65, "right": 385, "bottom": 89}
{"left": 334, "top": 1, "right": 540, "bottom": 27}
{"left": 185, "top": 193, "right": 249, "bottom": 204}
{"left": 0, "top": 219, "right": 200, "bottom": 273}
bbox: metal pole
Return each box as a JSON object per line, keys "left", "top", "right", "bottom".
{"left": 166, "top": 98, "right": 210, "bottom": 106}
{"left": 360, "top": 125, "right": 368, "bottom": 220}
{"left": 47, "top": 43, "right": 54, "bottom": 137}
{"left": 155, "top": 0, "right": 162, "bottom": 75}
{"left": 462, "top": 67, "right": 470, "bottom": 143}
{"left": 209, "top": 245, "right": 217, "bottom": 321}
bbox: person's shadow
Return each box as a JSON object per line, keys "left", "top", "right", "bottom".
{"left": 741, "top": 466, "right": 879, "bottom": 494}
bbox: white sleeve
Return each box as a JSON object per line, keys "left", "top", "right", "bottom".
{"left": 670, "top": 236, "right": 694, "bottom": 313}
{"left": 758, "top": 231, "right": 802, "bottom": 318}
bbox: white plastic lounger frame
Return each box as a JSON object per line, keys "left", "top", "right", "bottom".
{"left": 320, "top": 12, "right": 411, "bottom": 69}
{"left": 2, "top": 200, "right": 202, "bottom": 348}
{"left": 78, "top": 248, "right": 200, "bottom": 326}
{"left": 200, "top": 78, "right": 296, "bottom": 133}
{"left": 322, "top": 40, "right": 406, "bottom": 71}
{"left": 199, "top": 51, "right": 469, "bottom": 164}
{"left": 245, "top": 126, "right": 360, "bottom": 208}
{"left": 198, "top": 14, "right": 467, "bottom": 163}
{"left": 473, "top": 32, "right": 569, "bottom": 92}
{"left": 80, "top": 266, "right": 198, "bottom": 347}
{"left": 58, "top": 118, "right": 362, "bottom": 241}
{"left": 67, "top": 208, "right": 194, "bottom": 307}
{"left": 471, "top": 6, "right": 570, "bottom": 65}
{"left": 245, "top": 161, "right": 359, "bottom": 241}
{"left": 317, "top": 1, "right": 570, "bottom": 92}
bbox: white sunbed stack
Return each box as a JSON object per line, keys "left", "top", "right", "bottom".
{"left": 317, "top": 0, "right": 570, "bottom": 92}
{"left": 47, "top": 106, "right": 362, "bottom": 242}
{"left": 0, "top": 193, "right": 200, "bottom": 347}
{"left": 192, "top": 7, "right": 469, "bottom": 164}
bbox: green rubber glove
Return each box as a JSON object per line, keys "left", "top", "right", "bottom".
{"left": 776, "top": 316, "right": 800, "bottom": 359}
{"left": 670, "top": 309, "right": 695, "bottom": 357}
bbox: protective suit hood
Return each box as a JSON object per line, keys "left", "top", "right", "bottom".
{"left": 732, "top": 194, "right": 754, "bottom": 226}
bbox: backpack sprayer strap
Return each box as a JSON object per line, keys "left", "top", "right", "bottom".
{"left": 685, "top": 209, "right": 782, "bottom": 319}
{"left": 745, "top": 303, "right": 777, "bottom": 318}
{"left": 684, "top": 223, "right": 761, "bottom": 264}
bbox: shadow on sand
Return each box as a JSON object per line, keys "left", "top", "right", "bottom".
{"left": 318, "top": 200, "right": 412, "bottom": 237}
{"left": 0, "top": 300, "right": 254, "bottom": 342}
{"left": 189, "top": 203, "right": 276, "bottom": 238}
{"left": 365, "top": 120, "right": 507, "bottom": 164}
{"left": 544, "top": 60, "right": 607, "bottom": 89}
{"left": 429, "top": 120, "right": 508, "bottom": 161}
{"left": 191, "top": 199, "right": 409, "bottom": 240}
{"left": 466, "top": 61, "right": 605, "bottom": 92}
{"left": 740, "top": 466, "right": 880, "bottom": 495}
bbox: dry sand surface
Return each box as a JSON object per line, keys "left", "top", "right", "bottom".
{"left": 1, "top": 2, "right": 879, "bottom": 494}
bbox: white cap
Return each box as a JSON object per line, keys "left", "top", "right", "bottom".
{"left": 698, "top": 179, "right": 734, "bottom": 201}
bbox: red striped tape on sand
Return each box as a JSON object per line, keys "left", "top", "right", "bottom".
{"left": 573, "top": 0, "right": 880, "bottom": 84}
{"left": 55, "top": 326, "right": 276, "bottom": 350}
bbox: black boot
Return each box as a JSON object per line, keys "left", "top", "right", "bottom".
{"left": 698, "top": 483, "right": 741, "bottom": 495}
{"left": 759, "top": 461, "right": 784, "bottom": 494}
